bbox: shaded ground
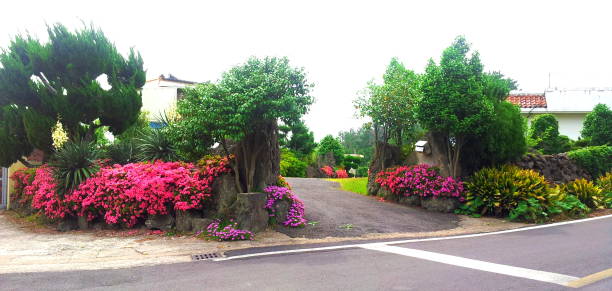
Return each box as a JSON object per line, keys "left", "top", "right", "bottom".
{"left": 276, "top": 178, "right": 460, "bottom": 238}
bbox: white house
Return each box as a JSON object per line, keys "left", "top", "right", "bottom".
{"left": 507, "top": 88, "right": 612, "bottom": 140}
{"left": 141, "top": 74, "right": 197, "bottom": 125}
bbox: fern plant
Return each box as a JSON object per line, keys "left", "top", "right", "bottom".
{"left": 50, "top": 140, "right": 100, "bottom": 195}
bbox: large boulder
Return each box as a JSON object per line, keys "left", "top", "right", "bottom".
{"left": 514, "top": 153, "right": 591, "bottom": 184}
{"left": 274, "top": 200, "right": 290, "bottom": 224}
{"left": 212, "top": 174, "right": 239, "bottom": 217}
{"left": 398, "top": 195, "right": 421, "bottom": 207}
{"left": 235, "top": 192, "right": 269, "bottom": 233}
{"left": 421, "top": 197, "right": 460, "bottom": 213}
{"left": 175, "top": 210, "right": 200, "bottom": 232}
{"left": 145, "top": 214, "right": 175, "bottom": 230}
{"left": 191, "top": 218, "right": 214, "bottom": 233}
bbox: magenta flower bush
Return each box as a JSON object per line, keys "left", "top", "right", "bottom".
{"left": 264, "top": 185, "right": 307, "bottom": 227}
{"left": 321, "top": 166, "right": 334, "bottom": 177}
{"left": 376, "top": 164, "right": 465, "bottom": 199}
{"left": 206, "top": 219, "right": 254, "bottom": 241}
{"left": 12, "top": 159, "right": 230, "bottom": 227}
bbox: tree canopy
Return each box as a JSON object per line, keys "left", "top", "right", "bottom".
{"left": 0, "top": 23, "right": 145, "bottom": 166}
{"left": 174, "top": 56, "right": 313, "bottom": 191}
{"left": 279, "top": 120, "right": 317, "bottom": 157}
{"left": 417, "top": 36, "right": 495, "bottom": 176}
{"left": 317, "top": 134, "right": 345, "bottom": 165}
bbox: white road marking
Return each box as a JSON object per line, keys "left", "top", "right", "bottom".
{"left": 213, "top": 214, "right": 612, "bottom": 262}
{"left": 360, "top": 244, "right": 579, "bottom": 286}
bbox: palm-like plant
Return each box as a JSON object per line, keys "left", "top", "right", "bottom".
{"left": 50, "top": 140, "right": 100, "bottom": 195}
{"left": 137, "top": 129, "right": 181, "bottom": 162}
{"left": 104, "top": 140, "right": 137, "bottom": 165}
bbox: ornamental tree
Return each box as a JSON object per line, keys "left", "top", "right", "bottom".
{"left": 528, "top": 114, "right": 571, "bottom": 154}
{"left": 581, "top": 103, "right": 612, "bottom": 146}
{"left": 417, "top": 36, "right": 495, "bottom": 177}
{"left": 354, "top": 58, "right": 420, "bottom": 170}
{"left": 0, "top": 24, "right": 145, "bottom": 166}
{"left": 279, "top": 120, "right": 317, "bottom": 157}
{"left": 317, "top": 135, "right": 345, "bottom": 165}
{"left": 175, "top": 57, "right": 313, "bottom": 192}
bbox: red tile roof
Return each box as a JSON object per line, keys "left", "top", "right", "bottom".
{"left": 506, "top": 93, "right": 547, "bottom": 108}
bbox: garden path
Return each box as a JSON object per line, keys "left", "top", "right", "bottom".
{"left": 277, "top": 178, "right": 461, "bottom": 238}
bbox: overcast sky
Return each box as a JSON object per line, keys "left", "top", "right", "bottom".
{"left": 1, "top": 0, "right": 611, "bottom": 140}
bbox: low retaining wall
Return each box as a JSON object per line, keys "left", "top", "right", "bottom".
{"left": 513, "top": 153, "right": 590, "bottom": 184}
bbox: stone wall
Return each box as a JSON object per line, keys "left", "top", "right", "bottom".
{"left": 513, "top": 153, "right": 591, "bottom": 184}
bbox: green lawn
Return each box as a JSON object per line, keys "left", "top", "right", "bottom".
{"left": 326, "top": 177, "right": 368, "bottom": 195}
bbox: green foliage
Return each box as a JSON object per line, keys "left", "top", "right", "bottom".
{"left": 339, "top": 124, "right": 375, "bottom": 164}
{"left": 561, "top": 178, "right": 602, "bottom": 209}
{"left": 354, "top": 58, "right": 420, "bottom": 146}
{"left": 0, "top": 23, "right": 145, "bottom": 164}
{"left": 116, "top": 111, "right": 152, "bottom": 142}
{"left": 567, "top": 146, "right": 612, "bottom": 178}
{"left": 356, "top": 166, "right": 369, "bottom": 178}
{"left": 545, "top": 189, "right": 590, "bottom": 219}
{"left": 461, "top": 165, "right": 550, "bottom": 217}
{"left": 279, "top": 120, "right": 316, "bottom": 157}
{"left": 317, "top": 135, "right": 345, "bottom": 165}
{"left": 417, "top": 36, "right": 495, "bottom": 176}
{"left": 50, "top": 140, "right": 100, "bottom": 194}
{"left": 462, "top": 101, "right": 527, "bottom": 174}
{"left": 509, "top": 198, "right": 548, "bottom": 223}
{"left": 0, "top": 106, "right": 33, "bottom": 167}
{"left": 581, "top": 103, "right": 612, "bottom": 146}
{"left": 280, "top": 149, "right": 307, "bottom": 177}
{"left": 104, "top": 140, "right": 137, "bottom": 165}
{"left": 528, "top": 114, "right": 571, "bottom": 154}
{"left": 597, "top": 173, "right": 612, "bottom": 208}
{"left": 137, "top": 129, "right": 181, "bottom": 162}
{"left": 343, "top": 155, "right": 363, "bottom": 173}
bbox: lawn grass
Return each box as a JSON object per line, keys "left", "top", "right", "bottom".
{"left": 326, "top": 177, "right": 368, "bottom": 196}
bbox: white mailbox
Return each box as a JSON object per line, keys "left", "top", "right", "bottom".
{"left": 415, "top": 140, "right": 431, "bottom": 154}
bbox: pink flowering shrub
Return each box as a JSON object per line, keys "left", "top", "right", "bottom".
{"left": 376, "top": 164, "right": 465, "bottom": 200}
{"left": 13, "top": 158, "right": 230, "bottom": 227}
{"left": 65, "top": 160, "right": 230, "bottom": 227}
{"left": 264, "top": 186, "right": 307, "bottom": 227}
{"left": 321, "top": 166, "right": 334, "bottom": 177}
{"left": 9, "top": 168, "right": 36, "bottom": 207}
{"left": 335, "top": 169, "right": 349, "bottom": 179}
{"left": 206, "top": 219, "right": 254, "bottom": 241}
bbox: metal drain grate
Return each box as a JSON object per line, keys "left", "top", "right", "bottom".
{"left": 191, "top": 252, "right": 223, "bottom": 261}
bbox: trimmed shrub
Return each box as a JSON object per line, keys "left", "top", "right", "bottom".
{"left": 581, "top": 103, "right": 612, "bottom": 146}
{"left": 561, "top": 178, "right": 602, "bottom": 209}
{"left": 317, "top": 135, "right": 344, "bottom": 165}
{"left": 320, "top": 166, "right": 334, "bottom": 178}
{"left": 567, "top": 146, "right": 612, "bottom": 178}
{"left": 528, "top": 114, "right": 571, "bottom": 154}
{"left": 335, "top": 169, "right": 349, "bottom": 178}
{"left": 280, "top": 149, "right": 307, "bottom": 177}
{"left": 375, "top": 164, "right": 464, "bottom": 199}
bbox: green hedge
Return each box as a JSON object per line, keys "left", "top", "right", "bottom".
{"left": 568, "top": 146, "right": 612, "bottom": 178}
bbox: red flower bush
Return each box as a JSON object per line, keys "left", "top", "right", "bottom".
{"left": 335, "top": 169, "right": 349, "bottom": 178}
{"left": 10, "top": 168, "right": 36, "bottom": 206}
{"left": 321, "top": 166, "right": 334, "bottom": 177}
{"left": 376, "top": 164, "right": 464, "bottom": 199}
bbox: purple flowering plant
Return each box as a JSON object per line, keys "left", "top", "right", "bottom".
{"left": 263, "top": 185, "right": 307, "bottom": 227}
{"left": 205, "top": 219, "right": 254, "bottom": 241}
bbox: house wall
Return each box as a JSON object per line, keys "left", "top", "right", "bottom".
{"left": 523, "top": 112, "right": 586, "bottom": 140}
{"left": 141, "top": 87, "right": 179, "bottom": 119}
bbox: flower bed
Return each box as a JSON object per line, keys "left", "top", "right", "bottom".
{"left": 264, "top": 185, "right": 307, "bottom": 227}
{"left": 375, "top": 164, "right": 464, "bottom": 199}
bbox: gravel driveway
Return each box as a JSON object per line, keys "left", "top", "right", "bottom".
{"left": 276, "top": 178, "right": 460, "bottom": 238}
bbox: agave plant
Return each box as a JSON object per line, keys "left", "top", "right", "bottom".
{"left": 50, "top": 140, "right": 100, "bottom": 195}
{"left": 136, "top": 129, "right": 181, "bottom": 162}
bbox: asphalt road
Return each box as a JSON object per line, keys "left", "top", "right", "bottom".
{"left": 275, "top": 178, "right": 459, "bottom": 238}
{"left": 3, "top": 216, "right": 611, "bottom": 291}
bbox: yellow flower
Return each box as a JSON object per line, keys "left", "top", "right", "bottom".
{"left": 51, "top": 120, "right": 69, "bottom": 150}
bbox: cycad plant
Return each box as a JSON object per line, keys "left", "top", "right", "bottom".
{"left": 50, "top": 140, "right": 100, "bottom": 195}
{"left": 137, "top": 129, "right": 181, "bottom": 162}
{"left": 104, "top": 140, "right": 137, "bottom": 165}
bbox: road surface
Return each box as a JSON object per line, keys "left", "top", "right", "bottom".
{"left": 3, "top": 215, "right": 611, "bottom": 290}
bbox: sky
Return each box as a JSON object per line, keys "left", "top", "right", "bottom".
{"left": 1, "top": 0, "right": 611, "bottom": 140}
